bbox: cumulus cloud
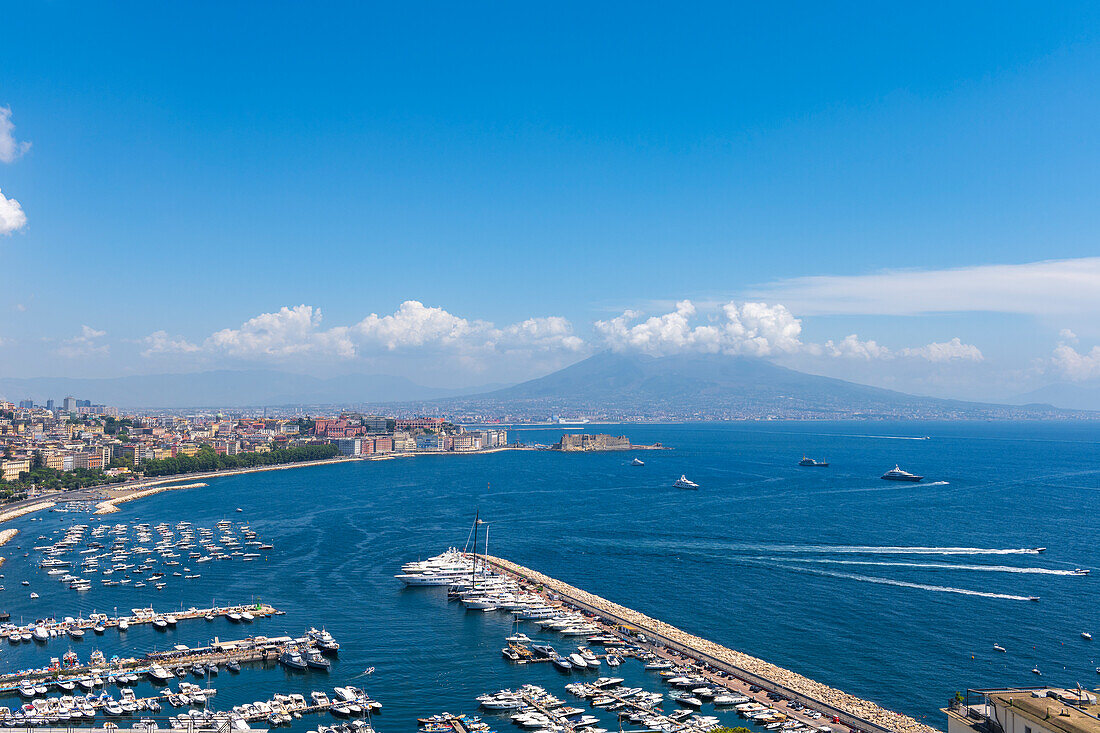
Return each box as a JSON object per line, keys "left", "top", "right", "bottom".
{"left": 206, "top": 305, "right": 354, "bottom": 359}
{"left": 820, "top": 334, "right": 892, "bottom": 360}
{"left": 748, "top": 257, "right": 1100, "bottom": 317}
{"left": 140, "top": 301, "right": 586, "bottom": 363}
{"left": 141, "top": 330, "right": 200, "bottom": 357}
{"left": 0, "top": 107, "right": 31, "bottom": 164}
{"left": 899, "top": 337, "right": 984, "bottom": 363}
{"left": 1051, "top": 344, "right": 1100, "bottom": 381}
{"left": 57, "top": 325, "right": 108, "bottom": 358}
{"left": 0, "top": 188, "right": 27, "bottom": 235}
{"left": 594, "top": 300, "right": 803, "bottom": 356}
{"left": 352, "top": 301, "right": 483, "bottom": 350}
{"left": 496, "top": 317, "right": 585, "bottom": 352}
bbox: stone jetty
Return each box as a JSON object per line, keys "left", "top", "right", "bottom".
{"left": 484, "top": 555, "right": 940, "bottom": 733}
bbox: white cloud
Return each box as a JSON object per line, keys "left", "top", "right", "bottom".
{"left": 57, "top": 325, "right": 108, "bottom": 358}
{"left": 0, "top": 107, "right": 31, "bottom": 164}
{"left": 0, "top": 188, "right": 27, "bottom": 235}
{"left": 144, "top": 301, "right": 586, "bottom": 363}
{"left": 1051, "top": 344, "right": 1100, "bottom": 381}
{"left": 899, "top": 337, "right": 984, "bottom": 363}
{"left": 748, "top": 257, "right": 1100, "bottom": 316}
{"left": 206, "top": 305, "right": 354, "bottom": 359}
{"left": 497, "top": 317, "right": 585, "bottom": 352}
{"left": 352, "top": 301, "right": 483, "bottom": 350}
{"left": 594, "top": 300, "right": 804, "bottom": 356}
{"left": 141, "top": 330, "right": 200, "bottom": 357}
{"left": 820, "top": 334, "right": 892, "bottom": 360}
{"left": 1059, "top": 328, "right": 1078, "bottom": 343}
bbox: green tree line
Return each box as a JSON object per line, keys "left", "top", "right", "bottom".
{"left": 138, "top": 443, "right": 339, "bottom": 477}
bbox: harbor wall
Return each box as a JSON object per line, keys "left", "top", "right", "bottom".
{"left": 484, "top": 555, "right": 941, "bottom": 733}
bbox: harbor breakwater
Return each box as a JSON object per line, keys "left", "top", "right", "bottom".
{"left": 94, "top": 482, "right": 209, "bottom": 514}
{"left": 484, "top": 554, "right": 940, "bottom": 733}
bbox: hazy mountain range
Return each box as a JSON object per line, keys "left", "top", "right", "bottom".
{"left": 0, "top": 353, "right": 1091, "bottom": 417}
{"left": 437, "top": 352, "right": 1080, "bottom": 419}
{"left": 0, "top": 371, "right": 505, "bottom": 409}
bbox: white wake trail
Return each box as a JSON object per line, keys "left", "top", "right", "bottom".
{"left": 771, "top": 563, "right": 1037, "bottom": 600}
{"left": 745, "top": 544, "right": 1044, "bottom": 555}
{"left": 771, "top": 557, "right": 1082, "bottom": 575}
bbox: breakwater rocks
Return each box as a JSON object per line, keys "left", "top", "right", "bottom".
{"left": 485, "top": 555, "right": 939, "bottom": 733}
{"left": 94, "top": 482, "right": 209, "bottom": 514}
{"left": 0, "top": 501, "right": 56, "bottom": 524}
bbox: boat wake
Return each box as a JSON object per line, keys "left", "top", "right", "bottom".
{"left": 768, "top": 557, "right": 1082, "bottom": 575}
{"left": 768, "top": 563, "right": 1038, "bottom": 600}
{"left": 738, "top": 544, "right": 1044, "bottom": 555}
{"left": 924, "top": 480, "right": 950, "bottom": 486}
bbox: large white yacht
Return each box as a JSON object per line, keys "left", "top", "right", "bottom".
{"left": 880, "top": 465, "right": 924, "bottom": 482}
{"left": 673, "top": 475, "right": 699, "bottom": 489}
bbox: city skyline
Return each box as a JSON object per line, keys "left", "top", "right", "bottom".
{"left": 3, "top": 3, "right": 1100, "bottom": 402}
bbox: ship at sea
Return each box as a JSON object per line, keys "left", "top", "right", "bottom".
{"left": 881, "top": 465, "right": 923, "bottom": 482}
{"left": 799, "top": 456, "right": 829, "bottom": 467}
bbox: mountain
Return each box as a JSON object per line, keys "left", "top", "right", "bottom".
{"left": 1012, "top": 383, "right": 1100, "bottom": 412}
{"left": 437, "top": 351, "right": 1082, "bottom": 420}
{"left": 0, "top": 370, "right": 506, "bottom": 409}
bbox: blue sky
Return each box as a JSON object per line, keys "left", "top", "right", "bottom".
{"left": 2, "top": 2, "right": 1100, "bottom": 399}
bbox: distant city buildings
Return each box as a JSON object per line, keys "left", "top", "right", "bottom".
{"left": 0, "top": 397, "right": 510, "bottom": 492}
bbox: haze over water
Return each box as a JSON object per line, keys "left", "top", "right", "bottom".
{"left": 3, "top": 421, "right": 1099, "bottom": 729}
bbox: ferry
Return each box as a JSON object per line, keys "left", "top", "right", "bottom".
{"left": 881, "top": 465, "right": 923, "bottom": 482}
{"left": 673, "top": 475, "right": 699, "bottom": 490}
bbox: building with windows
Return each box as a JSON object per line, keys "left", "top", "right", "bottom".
{"left": 946, "top": 688, "right": 1100, "bottom": 733}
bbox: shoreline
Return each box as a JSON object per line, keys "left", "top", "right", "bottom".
{"left": 484, "top": 554, "right": 939, "bottom": 733}
{"left": 94, "top": 482, "right": 209, "bottom": 514}
{"left": 0, "top": 446, "right": 539, "bottom": 523}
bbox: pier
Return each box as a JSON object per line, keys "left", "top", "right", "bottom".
{"left": 482, "top": 555, "right": 940, "bottom": 733}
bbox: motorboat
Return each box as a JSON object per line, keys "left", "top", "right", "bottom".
{"left": 993, "top": 644, "right": 1006, "bottom": 653}
{"left": 673, "top": 475, "right": 699, "bottom": 489}
{"left": 552, "top": 656, "right": 574, "bottom": 671}
{"left": 631, "top": 458, "right": 645, "bottom": 466}
{"left": 881, "top": 465, "right": 923, "bottom": 482}
{"left": 1084, "top": 632, "right": 1093, "bottom": 640}
{"left": 304, "top": 649, "right": 330, "bottom": 670}
{"left": 278, "top": 648, "right": 308, "bottom": 670}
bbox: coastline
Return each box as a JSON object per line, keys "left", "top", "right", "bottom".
{"left": 485, "top": 554, "right": 939, "bottom": 733}
{"left": 0, "top": 446, "right": 538, "bottom": 523}
{"left": 94, "top": 482, "right": 209, "bottom": 514}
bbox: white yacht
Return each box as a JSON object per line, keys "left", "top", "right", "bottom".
{"left": 881, "top": 465, "right": 923, "bottom": 482}
{"left": 673, "top": 475, "right": 699, "bottom": 489}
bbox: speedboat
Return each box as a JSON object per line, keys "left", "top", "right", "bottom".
{"left": 673, "top": 475, "right": 699, "bottom": 489}
{"left": 631, "top": 458, "right": 645, "bottom": 466}
{"left": 881, "top": 466, "right": 923, "bottom": 482}
{"left": 1084, "top": 632, "right": 1093, "bottom": 640}
{"left": 993, "top": 644, "right": 1006, "bottom": 652}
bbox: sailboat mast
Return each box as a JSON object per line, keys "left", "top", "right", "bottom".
{"left": 470, "top": 509, "right": 479, "bottom": 587}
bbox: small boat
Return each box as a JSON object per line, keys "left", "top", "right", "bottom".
{"left": 1032, "top": 668, "right": 1042, "bottom": 676}
{"left": 227, "top": 660, "right": 241, "bottom": 673}
{"left": 631, "top": 458, "right": 645, "bottom": 466}
{"left": 881, "top": 465, "right": 923, "bottom": 482}
{"left": 799, "top": 456, "right": 829, "bottom": 467}
{"left": 1084, "top": 632, "right": 1093, "bottom": 640}
{"left": 1072, "top": 568, "right": 1090, "bottom": 575}
{"left": 552, "top": 655, "right": 574, "bottom": 671}
{"left": 993, "top": 644, "right": 1006, "bottom": 653}
{"left": 278, "top": 648, "right": 308, "bottom": 670}
{"left": 673, "top": 475, "right": 699, "bottom": 490}
{"left": 304, "top": 649, "right": 330, "bottom": 670}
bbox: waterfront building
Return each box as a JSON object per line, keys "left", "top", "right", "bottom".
{"left": 946, "top": 688, "right": 1099, "bottom": 733}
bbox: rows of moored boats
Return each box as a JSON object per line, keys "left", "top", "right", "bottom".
{"left": 29, "top": 520, "right": 271, "bottom": 594}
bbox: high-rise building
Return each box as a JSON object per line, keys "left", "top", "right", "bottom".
{"left": 18, "top": 399, "right": 34, "bottom": 409}
{"left": 63, "top": 396, "right": 77, "bottom": 412}
{"left": 45, "top": 399, "right": 55, "bottom": 411}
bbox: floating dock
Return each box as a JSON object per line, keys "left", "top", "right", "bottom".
{"left": 482, "top": 555, "right": 940, "bottom": 733}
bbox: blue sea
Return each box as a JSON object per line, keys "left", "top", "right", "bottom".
{"left": 3, "top": 421, "right": 1099, "bottom": 732}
